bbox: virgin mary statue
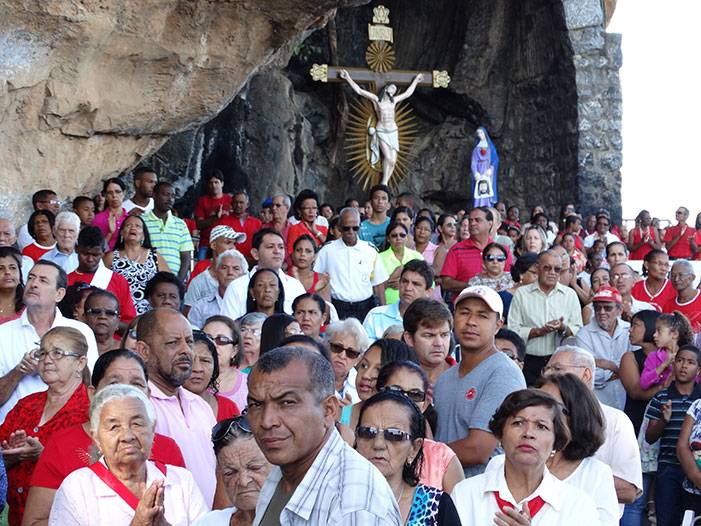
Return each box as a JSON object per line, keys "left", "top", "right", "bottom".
{"left": 471, "top": 126, "right": 499, "bottom": 208}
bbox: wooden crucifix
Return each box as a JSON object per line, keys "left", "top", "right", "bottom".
{"left": 310, "top": 4, "right": 450, "bottom": 187}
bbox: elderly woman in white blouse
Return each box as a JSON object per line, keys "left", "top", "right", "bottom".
{"left": 451, "top": 389, "right": 601, "bottom": 525}
{"left": 49, "top": 385, "right": 207, "bottom": 525}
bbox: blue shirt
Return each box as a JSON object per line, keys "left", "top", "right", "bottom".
{"left": 41, "top": 247, "right": 78, "bottom": 274}
{"left": 363, "top": 303, "right": 402, "bottom": 342}
{"left": 359, "top": 218, "right": 390, "bottom": 249}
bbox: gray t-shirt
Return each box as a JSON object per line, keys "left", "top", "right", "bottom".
{"left": 258, "top": 481, "right": 294, "bottom": 526}
{"left": 433, "top": 350, "right": 526, "bottom": 478}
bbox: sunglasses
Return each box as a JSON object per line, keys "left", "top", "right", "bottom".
{"left": 390, "top": 232, "right": 407, "bottom": 239}
{"left": 484, "top": 255, "right": 506, "bottom": 262}
{"left": 329, "top": 342, "right": 362, "bottom": 360}
{"left": 341, "top": 225, "right": 360, "bottom": 232}
{"left": 206, "top": 334, "right": 237, "bottom": 346}
{"left": 593, "top": 304, "right": 617, "bottom": 312}
{"left": 355, "top": 426, "right": 413, "bottom": 443}
{"left": 212, "top": 415, "right": 252, "bottom": 443}
{"left": 382, "top": 385, "right": 426, "bottom": 403}
{"left": 85, "top": 308, "right": 119, "bottom": 317}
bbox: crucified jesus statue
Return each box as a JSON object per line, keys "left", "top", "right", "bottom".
{"left": 339, "top": 69, "right": 423, "bottom": 185}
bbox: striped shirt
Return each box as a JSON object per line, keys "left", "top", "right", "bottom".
{"left": 143, "top": 211, "right": 194, "bottom": 273}
{"left": 253, "top": 429, "right": 401, "bottom": 526}
{"left": 646, "top": 383, "right": 701, "bottom": 466}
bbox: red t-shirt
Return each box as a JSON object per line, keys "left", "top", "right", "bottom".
{"left": 67, "top": 269, "right": 137, "bottom": 324}
{"left": 286, "top": 222, "right": 329, "bottom": 255}
{"left": 664, "top": 291, "right": 701, "bottom": 333}
{"left": 695, "top": 231, "right": 701, "bottom": 261}
{"left": 664, "top": 224, "right": 696, "bottom": 259}
{"left": 217, "top": 214, "right": 263, "bottom": 260}
{"left": 631, "top": 278, "right": 676, "bottom": 308}
{"left": 628, "top": 227, "right": 658, "bottom": 261}
{"left": 215, "top": 394, "right": 240, "bottom": 422}
{"left": 0, "top": 384, "right": 89, "bottom": 526}
{"left": 30, "top": 424, "right": 186, "bottom": 490}
{"left": 440, "top": 237, "right": 513, "bottom": 284}
{"left": 195, "top": 195, "right": 233, "bottom": 248}
{"left": 22, "top": 242, "right": 56, "bottom": 262}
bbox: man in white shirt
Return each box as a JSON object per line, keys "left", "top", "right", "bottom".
{"left": 363, "top": 259, "right": 433, "bottom": 341}
{"left": 543, "top": 345, "right": 642, "bottom": 512}
{"left": 575, "top": 286, "right": 632, "bottom": 410}
{"left": 315, "top": 207, "right": 388, "bottom": 321}
{"left": 221, "top": 228, "right": 306, "bottom": 319}
{"left": 122, "top": 167, "right": 157, "bottom": 214}
{"left": 42, "top": 211, "right": 80, "bottom": 274}
{"left": 0, "top": 261, "right": 98, "bottom": 422}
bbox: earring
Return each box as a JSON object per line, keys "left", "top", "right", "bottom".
{"left": 550, "top": 450, "right": 556, "bottom": 458}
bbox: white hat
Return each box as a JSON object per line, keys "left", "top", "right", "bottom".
{"left": 210, "top": 225, "right": 246, "bottom": 244}
{"left": 454, "top": 285, "right": 503, "bottom": 317}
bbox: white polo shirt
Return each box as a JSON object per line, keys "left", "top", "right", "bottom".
{"left": 0, "top": 308, "right": 98, "bottom": 423}
{"left": 314, "top": 238, "right": 389, "bottom": 302}
{"left": 451, "top": 463, "right": 599, "bottom": 525}
{"left": 220, "top": 267, "right": 306, "bottom": 320}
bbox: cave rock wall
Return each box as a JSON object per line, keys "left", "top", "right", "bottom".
{"left": 147, "top": 0, "right": 622, "bottom": 221}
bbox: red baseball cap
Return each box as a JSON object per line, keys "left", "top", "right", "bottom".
{"left": 592, "top": 285, "right": 622, "bottom": 305}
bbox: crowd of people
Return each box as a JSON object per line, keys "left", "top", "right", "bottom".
{"left": 0, "top": 168, "right": 700, "bottom": 525}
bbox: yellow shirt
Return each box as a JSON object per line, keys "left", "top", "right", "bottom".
{"left": 378, "top": 248, "right": 424, "bottom": 304}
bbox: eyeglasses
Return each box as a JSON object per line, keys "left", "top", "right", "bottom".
{"left": 593, "top": 303, "right": 617, "bottom": 312}
{"left": 240, "top": 327, "right": 262, "bottom": 337}
{"left": 484, "top": 255, "right": 506, "bottom": 262}
{"left": 32, "top": 347, "right": 83, "bottom": 361}
{"left": 272, "top": 203, "right": 286, "bottom": 208}
{"left": 382, "top": 385, "right": 426, "bottom": 403}
{"left": 212, "top": 415, "right": 252, "bottom": 443}
{"left": 390, "top": 232, "right": 407, "bottom": 239}
{"left": 341, "top": 225, "right": 360, "bottom": 232}
{"left": 355, "top": 426, "right": 413, "bottom": 443}
{"left": 611, "top": 272, "right": 632, "bottom": 280}
{"left": 85, "top": 308, "right": 119, "bottom": 317}
{"left": 541, "top": 363, "right": 587, "bottom": 375}
{"left": 671, "top": 272, "right": 694, "bottom": 280}
{"left": 329, "top": 342, "right": 362, "bottom": 360}
{"left": 205, "top": 333, "right": 236, "bottom": 346}
{"left": 541, "top": 265, "right": 563, "bottom": 274}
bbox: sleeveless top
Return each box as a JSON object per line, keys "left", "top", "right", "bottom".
{"left": 111, "top": 249, "right": 159, "bottom": 315}
{"left": 624, "top": 348, "right": 648, "bottom": 435}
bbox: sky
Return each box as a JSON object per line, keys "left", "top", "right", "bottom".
{"left": 608, "top": 0, "right": 701, "bottom": 224}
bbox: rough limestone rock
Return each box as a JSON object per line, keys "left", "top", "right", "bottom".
{"left": 147, "top": 0, "right": 623, "bottom": 222}
{"left": 0, "top": 0, "right": 364, "bottom": 221}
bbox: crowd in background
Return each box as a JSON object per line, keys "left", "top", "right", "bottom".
{"left": 0, "top": 167, "right": 700, "bottom": 525}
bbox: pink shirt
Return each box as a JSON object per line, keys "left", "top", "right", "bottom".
{"left": 148, "top": 381, "right": 217, "bottom": 507}
{"left": 93, "top": 208, "right": 127, "bottom": 251}
{"left": 640, "top": 349, "right": 671, "bottom": 389}
{"left": 49, "top": 460, "right": 207, "bottom": 525}
{"left": 420, "top": 438, "right": 457, "bottom": 489}
{"left": 218, "top": 370, "right": 249, "bottom": 411}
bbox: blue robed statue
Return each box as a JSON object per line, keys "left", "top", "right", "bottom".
{"left": 471, "top": 126, "right": 499, "bottom": 208}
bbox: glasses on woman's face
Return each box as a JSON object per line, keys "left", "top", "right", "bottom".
{"left": 390, "top": 232, "right": 407, "bottom": 239}
{"left": 329, "top": 342, "right": 362, "bottom": 360}
{"left": 85, "top": 308, "right": 120, "bottom": 318}
{"left": 212, "top": 415, "right": 252, "bottom": 443}
{"left": 355, "top": 426, "right": 413, "bottom": 443}
{"left": 206, "top": 334, "right": 236, "bottom": 346}
{"left": 240, "top": 327, "right": 262, "bottom": 337}
{"left": 382, "top": 385, "right": 426, "bottom": 403}
{"left": 484, "top": 255, "right": 506, "bottom": 263}
{"left": 33, "top": 347, "right": 83, "bottom": 361}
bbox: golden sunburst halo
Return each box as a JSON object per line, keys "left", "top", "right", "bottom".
{"left": 365, "top": 41, "right": 396, "bottom": 73}
{"left": 344, "top": 97, "right": 418, "bottom": 190}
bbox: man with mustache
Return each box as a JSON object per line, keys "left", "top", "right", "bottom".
{"left": 135, "top": 308, "right": 217, "bottom": 507}
{"left": 247, "top": 346, "right": 400, "bottom": 525}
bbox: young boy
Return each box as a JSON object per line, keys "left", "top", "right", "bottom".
{"left": 645, "top": 344, "right": 701, "bottom": 526}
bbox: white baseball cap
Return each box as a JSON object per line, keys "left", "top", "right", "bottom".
{"left": 454, "top": 285, "right": 503, "bottom": 317}
{"left": 210, "top": 225, "right": 246, "bottom": 244}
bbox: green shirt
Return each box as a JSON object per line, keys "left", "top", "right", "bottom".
{"left": 378, "top": 247, "right": 424, "bottom": 304}
{"left": 142, "top": 211, "right": 194, "bottom": 273}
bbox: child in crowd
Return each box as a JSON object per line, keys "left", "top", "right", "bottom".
{"left": 645, "top": 345, "right": 701, "bottom": 526}
{"left": 640, "top": 312, "right": 694, "bottom": 390}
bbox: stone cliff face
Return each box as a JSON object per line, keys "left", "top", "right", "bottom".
{"left": 1, "top": 0, "right": 622, "bottom": 223}
{"left": 0, "top": 0, "right": 363, "bottom": 221}
{"left": 146, "top": 0, "right": 623, "bottom": 222}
